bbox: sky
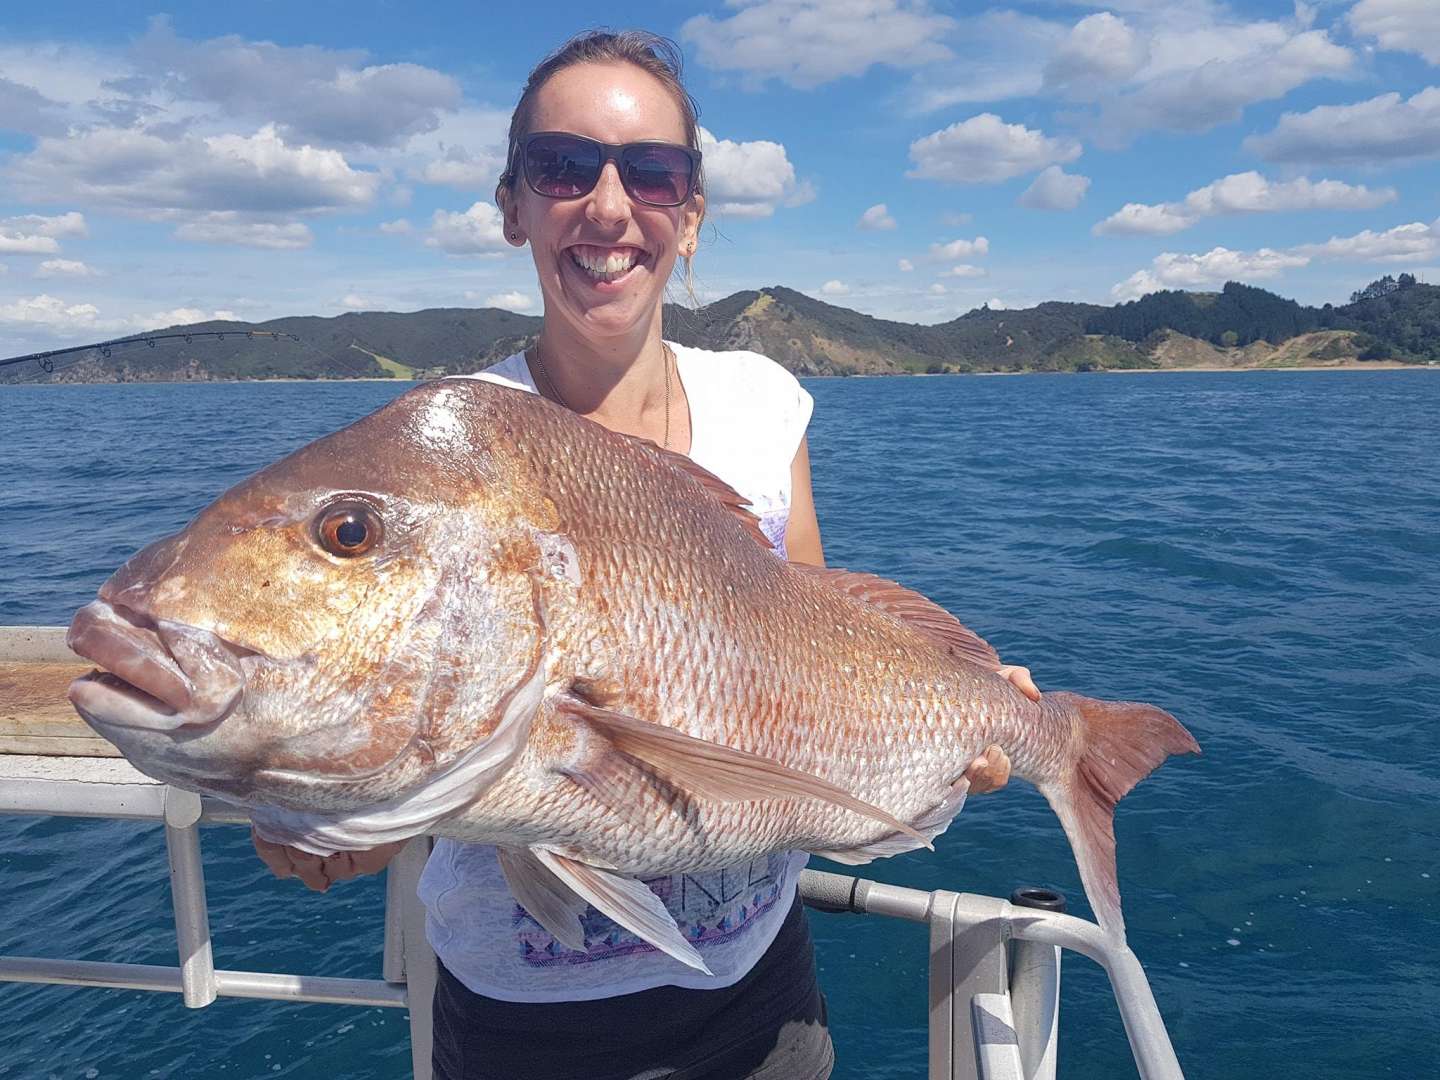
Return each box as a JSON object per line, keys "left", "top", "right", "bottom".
{"left": 1, "top": 0, "right": 1439, "bottom": 355}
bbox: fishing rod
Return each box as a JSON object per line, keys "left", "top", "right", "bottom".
{"left": 0, "top": 330, "right": 301, "bottom": 375}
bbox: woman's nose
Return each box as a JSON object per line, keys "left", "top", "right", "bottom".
{"left": 585, "top": 161, "right": 631, "bottom": 226}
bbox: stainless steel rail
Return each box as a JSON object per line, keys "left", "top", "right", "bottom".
{"left": 2, "top": 625, "right": 1184, "bottom": 1079}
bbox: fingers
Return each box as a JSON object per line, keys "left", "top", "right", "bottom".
{"left": 963, "top": 743, "right": 1013, "bottom": 795}
{"left": 997, "top": 664, "right": 1041, "bottom": 702}
{"left": 251, "top": 828, "right": 404, "bottom": 892}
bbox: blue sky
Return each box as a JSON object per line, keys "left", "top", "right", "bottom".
{"left": 2, "top": 0, "right": 1438, "bottom": 355}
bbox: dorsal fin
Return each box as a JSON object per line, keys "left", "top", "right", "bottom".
{"left": 629, "top": 436, "right": 771, "bottom": 551}
{"left": 794, "top": 566, "right": 1002, "bottom": 670}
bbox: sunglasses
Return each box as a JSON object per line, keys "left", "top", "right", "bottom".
{"left": 514, "top": 132, "right": 702, "bottom": 208}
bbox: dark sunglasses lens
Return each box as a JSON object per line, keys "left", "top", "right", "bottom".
{"left": 525, "top": 136, "right": 601, "bottom": 198}
{"left": 621, "top": 145, "right": 693, "bottom": 206}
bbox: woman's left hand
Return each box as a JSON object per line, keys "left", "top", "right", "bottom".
{"left": 961, "top": 665, "right": 1039, "bottom": 796}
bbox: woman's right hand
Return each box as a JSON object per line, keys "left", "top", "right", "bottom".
{"left": 251, "top": 828, "right": 406, "bottom": 892}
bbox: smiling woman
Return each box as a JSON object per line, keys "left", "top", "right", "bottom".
{"left": 248, "top": 28, "right": 1027, "bottom": 1080}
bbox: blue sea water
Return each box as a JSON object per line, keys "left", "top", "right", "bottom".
{"left": 1, "top": 371, "right": 1437, "bottom": 1079}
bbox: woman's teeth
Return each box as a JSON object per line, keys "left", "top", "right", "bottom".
{"left": 569, "top": 247, "right": 642, "bottom": 281}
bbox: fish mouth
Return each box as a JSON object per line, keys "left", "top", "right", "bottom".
{"left": 67, "top": 599, "right": 246, "bottom": 734}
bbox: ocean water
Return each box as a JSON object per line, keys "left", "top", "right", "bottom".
{"left": 1, "top": 371, "right": 1436, "bottom": 1079}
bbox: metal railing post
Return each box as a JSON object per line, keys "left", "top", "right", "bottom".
{"left": 1008, "top": 888, "right": 1064, "bottom": 1080}
{"left": 928, "top": 891, "right": 1014, "bottom": 1080}
{"left": 162, "top": 786, "right": 216, "bottom": 1008}
{"left": 390, "top": 836, "right": 436, "bottom": 1080}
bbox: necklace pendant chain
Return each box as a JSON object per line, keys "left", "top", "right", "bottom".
{"left": 533, "top": 342, "right": 674, "bottom": 451}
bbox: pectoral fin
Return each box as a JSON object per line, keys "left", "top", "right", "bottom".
{"left": 530, "top": 848, "right": 712, "bottom": 975}
{"left": 495, "top": 846, "right": 589, "bottom": 952}
{"left": 558, "top": 695, "right": 930, "bottom": 849}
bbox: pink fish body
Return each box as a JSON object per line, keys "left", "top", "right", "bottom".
{"left": 68, "top": 379, "right": 1198, "bottom": 971}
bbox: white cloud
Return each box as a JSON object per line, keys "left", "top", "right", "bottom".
{"left": 929, "top": 283, "right": 947, "bottom": 295}
{"left": 0, "top": 294, "right": 103, "bottom": 333}
{"left": 379, "top": 218, "right": 412, "bottom": 235}
{"left": 341, "top": 293, "right": 371, "bottom": 310}
{"left": 1111, "top": 247, "right": 1311, "bottom": 300}
{"left": 681, "top": 0, "right": 955, "bottom": 89}
{"left": 129, "top": 18, "right": 461, "bottom": 149}
{"left": 1113, "top": 217, "right": 1440, "bottom": 299}
{"left": 908, "top": 114, "right": 1081, "bottom": 184}
{"left": 858, "top": 203, "right": 897, "bottom": 231}
{"left": 1098, "top": 29, "right": 1351, "bottom": 142}
{"left": 1043, "top": 13, "right": 1149, "bottom": 100}
{"left": 36, "top": 258, "right": 97, "bottom": 277}
{"left": 898, "top": 258, "right": 914, "bottom": 272}
{"left": 8, "top": 124, "right": 380, "bottom": 214}
{"left": 477, "top": 290, "right": 534, "bottom": 312}
{"left": 0, "top": 233, "right": 60, "bottom": 255}
{"left": 906, "top": 5, "right": 1350, "bottom": 144}
{"left": 0, "top": 211, "right": 88, "bottom": 256}
{"left": 820, "top": 279, "right": 850, "bottom": 296}
{"left": 904, "top": 9, "right": 1063, "bottom": 113}
{"left": 426, "top": 201, "right": 508, "bottom": 254}
{"left": 145, "top": 307, "right": 214, "bottom": 329}
{"left": 1094, "top": 173, "right": 1396, "bottom": 235}
{"left": 1245, "top": 87, "right": 1440, "bottom": 165}
{"left": 1349, "top": 0, "right": 1440, "bottom": 65}
{"left": 420, "top": 146, "right": 503, "bottom": 190}
{"left": 0, "top": 75, "right": 68, "bottom": 135}
{"left": 699, "top": 127, "right": 811, "bottom": 218}
{"left": 1017, "top": 165, "right": 1091, "bottom": 210}
{"left": 2, "top": 211, "right": 87, "bottom": 238}
{"left": 929, "top": 236, "right": 990, "bottom": 260}
{"left": 1293, "top": 219, "right": 1440, "bottom": 264}
{"left": 0, "top": 294, "right": 234, "bottom": 337}
{"left": 985, "top": 297, "right": 1007, "bottom": 310}
{"left": 940, "top": 264, "right": 987, "bottom": 278}
{"left": 173, "top": 214, "right": 313, "bottom": 249}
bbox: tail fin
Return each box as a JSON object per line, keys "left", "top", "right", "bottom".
{"left": 1037, "top": 691, "right": 1199, "bottom": 943}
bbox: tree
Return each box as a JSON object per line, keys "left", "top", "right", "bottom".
{"left": 1350, "top": 275, "right": 1401, "bottom": 303}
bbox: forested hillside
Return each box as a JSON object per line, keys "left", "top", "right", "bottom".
{"left": 7, "top": 277, "right": 1435, "bottom": 383}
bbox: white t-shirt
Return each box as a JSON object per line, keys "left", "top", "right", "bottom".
{"left": 417, "top": 343, "right": 814, "bottom": 1002}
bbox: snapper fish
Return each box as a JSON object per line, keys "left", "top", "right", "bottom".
{"left": 68, "top": 379, "right": 1198, "bottom": 973}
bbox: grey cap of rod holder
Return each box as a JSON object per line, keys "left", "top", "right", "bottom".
{"left": 1010, "top": 886, "right": 1067, "bottom": 913}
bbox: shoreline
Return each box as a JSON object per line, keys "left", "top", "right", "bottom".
{"left": 5, "top": 360, "right": 1435, "bottom": 387}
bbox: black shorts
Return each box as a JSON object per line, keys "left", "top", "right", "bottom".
{"left": 431, "top": 894, "right": 834, "bottom": 1080}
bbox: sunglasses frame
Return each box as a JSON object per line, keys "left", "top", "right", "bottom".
{"left": 514, "top": 131, "right": 702, "bottom": 208}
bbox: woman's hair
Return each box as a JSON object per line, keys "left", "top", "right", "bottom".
{"left": 497, "top": 29, "right": 706, "bottom": 301}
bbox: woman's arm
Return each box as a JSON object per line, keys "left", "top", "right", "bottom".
{"left": 785, "top": 437, "right": 825, "bottom": 567}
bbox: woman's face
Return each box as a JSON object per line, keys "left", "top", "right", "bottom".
{"left": 504, "top": 62, "right": 704, "bottom": 345}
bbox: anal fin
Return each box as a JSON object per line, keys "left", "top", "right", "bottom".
{"left": 530, "top": 848, "right": 712, "bottom": 975}
{"left": 495, "top": 846, "right": 589, "bottom": 953}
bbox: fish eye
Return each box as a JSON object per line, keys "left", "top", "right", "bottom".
{"left": 314, "top": 502, "right": 382, "bottom": 558}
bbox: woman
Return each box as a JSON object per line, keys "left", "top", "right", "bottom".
{"left": 255, "top": 30, "right": 1038, "bottom": 1079}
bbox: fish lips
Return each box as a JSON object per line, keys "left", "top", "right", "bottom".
{"left": 67, "top": 599, "right": 246, "bottom": 735}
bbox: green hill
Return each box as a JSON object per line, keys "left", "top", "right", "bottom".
{"left": 7, "top": 276, "right": 1436, "bottom": 384}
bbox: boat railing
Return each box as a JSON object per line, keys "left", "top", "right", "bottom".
{"left": 0, "top": 625, "right": 1184, "bottom": 1079}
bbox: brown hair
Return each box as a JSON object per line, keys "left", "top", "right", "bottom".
{"left": 497, "top": 30, "right": 706, "bottom": 299}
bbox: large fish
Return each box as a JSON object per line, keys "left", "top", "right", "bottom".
{"left": 67, "top": 379, "right": 1198, "bottom": 972}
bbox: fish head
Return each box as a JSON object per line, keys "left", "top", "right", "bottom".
{"left": 67, "top": 380, "right": 556, "bottom": 818}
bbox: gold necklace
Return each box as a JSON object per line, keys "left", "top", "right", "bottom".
{"left": 531, "top": 341, "right": 673, "bottom": 451}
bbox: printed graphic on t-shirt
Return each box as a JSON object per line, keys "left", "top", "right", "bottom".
{"left": 757, "top": 508, "right": 790, "bottom": 557}
{"left": 514, "top": 853, "right": 790, "bottom": 967}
